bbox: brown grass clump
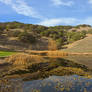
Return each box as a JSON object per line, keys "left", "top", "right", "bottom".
{"left": 47, "top": 51, "right": 68, "bottom": 57}
{"left": 5, "top": 53, "right": 44, "bottom": 66}
{"left": 48, "top": 66, "right": 90, "bottom": 77}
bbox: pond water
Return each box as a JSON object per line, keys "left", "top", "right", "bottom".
{"left": 0, "top": 56, "right": 92, "bottom": 92}
{"left": 0, "top": 75, "right": 92, "bottom": 92}
{"left": 64, "top": 55, "right": 92, "bottom": 69}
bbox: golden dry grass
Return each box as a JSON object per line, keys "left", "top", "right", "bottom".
{"left": 47, "top": 51, "right": 68, "bottom": 57}
{"left": 62, "top": 34, "right": 92, "bottom": 53}
{"left": 48, "top": 66, "right": 91, "bottom": 77}
{"left": 25, "top": 50, "right": 68, "bottom": 57}
{"left": 5, "top": 53, "right": 44, "bottom": 65}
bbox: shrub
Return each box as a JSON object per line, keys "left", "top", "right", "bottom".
{"left": 87, "top": 29, "right": 92, "bottom": 34}
{"left": 66, "top": 31, "right": 86, "bottom": 43}
{"left": 18, "top": 32, "right": 36, "bottom": 43}
{"left": 7, "top": 30, "right": 21, "bottom": 37}
{"left": 56, "top": 38, "right": 64, "bottom": 49}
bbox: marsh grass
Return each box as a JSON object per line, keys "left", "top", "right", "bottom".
{"left": 48, "top": 67, "right": 90, "bottom": 77}
{"left": 47, "top": 51, "right": 68, "bottom": 57}
{"left": 25, "top": 50, "right": 68, "bottom": 57}
{"left": 5, "top": 53, "right": 44, "bottom": 65}
{"left": 3, "top": 53, "right": 92, "bottom": 80}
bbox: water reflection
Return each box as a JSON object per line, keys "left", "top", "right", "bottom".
{"left": 0, "top": 75, "right": 91, "bottom": 92}
{"left": 0, "top": 79, "right": 23, "bottom": 92}
{"left": 23, "top": 75, "right": 92, "bottom": 92}
{"left": 64, "top": 55, "right": 92, "bottom": 69}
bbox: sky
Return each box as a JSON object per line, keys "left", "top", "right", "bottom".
{"left": 0, "top": 0, "right": 92, "bottom": 26}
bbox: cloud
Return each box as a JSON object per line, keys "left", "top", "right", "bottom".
{"left": 39, "top": 17, "right": 92, "bottom": 26}
{"left": 88, "top": 0, "right": 92, "bottom": 4}
{"left": 0, "top": 0, "right": 44, "bottom": 19}
{"left": 39, "top": 18, "right": 78, "bottom": 26}
{"left": 51, "top": 0, "right": 74, "bottom": 6}
{"left": 1, "top": 0, "right": 92, "bottom": 26}
{"left": 80, "top": 17, "right": 92, "bottom": 25}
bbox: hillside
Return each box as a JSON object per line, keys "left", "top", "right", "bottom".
{"left": 0, "top": 33, "right": 48, "bottom": 51}
{"left": 0, "top": 21, "right": 92, "bottom": 52}
{"left": 62, "top": 34, "right": 92, "bottom": 53}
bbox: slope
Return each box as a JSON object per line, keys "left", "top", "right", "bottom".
{"left": 62, "top": 34, "right": 92, "bottom": 53}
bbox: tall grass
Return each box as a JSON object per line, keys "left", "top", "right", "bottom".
{"left": 47, "top": 51, "right": 68, "bottom": 57}
{"left": 5, "top": 53, "right": 44, "bottom": 66}
{"left": 25, "top": 50, "right": 68, "bottom": 57}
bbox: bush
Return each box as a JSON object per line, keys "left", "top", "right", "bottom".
{"left": 66, "top": 31, "right": 86, "bottom": 43}
{"left": 7, "top": 30, "right": 21, "bottom": 37}
{"left": 56, "top": 38, "right": 64, "bottom": 49}
{"left": 18, "top": 32, "right": 36, "bottom": 43}
{"left": 87, "top": 29, "right": 92, "bottom": 34}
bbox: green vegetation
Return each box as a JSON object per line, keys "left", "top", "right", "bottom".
{"left": 18, "top": 32, "right": 36, "bottom": 43}
{"left": 74, "top": 24, "right": 91, "bottom": 28}
{"left": 0, "top": 51, "right": 16, "bottom": 57}
{"left": 87, "top": 29, "right": 92, "bottom": 34}
{"left": 66, "top": 31, "right": 86, "bottom": 43}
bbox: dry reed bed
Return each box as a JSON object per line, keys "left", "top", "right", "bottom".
{"left": 2, "top": 53, "right": 92, "bottom": 79}
{"left": 5, "top": 53, "right": 44, "bottom": 66}
{"left": 25, "top": 50, "right": 92, "bottom": 56}
{"left": 47, "top": 67, "right": 92, "bottom": 78}
{"left": 25, "top": 50, "right": 68, "bottom": 57}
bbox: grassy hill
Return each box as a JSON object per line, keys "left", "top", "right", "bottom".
{"left": 0, "top": 21, "right": 92, "bottom": 52}
{"left": 62, "top": 34, "right": 92, "bottom": 53}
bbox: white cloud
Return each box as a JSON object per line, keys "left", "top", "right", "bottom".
{"left": 1, "top": 0, "right": 92, "bottom": 26}
{"left": 0, "top": 0, "right": 44, "bottom": 19}
{"left": 88, "top": 0, "right": 92, "bottom": 4}
{"left": 51, "top": 0, "right": 74, "bottom": 6}
{"left": 80, "top": 17, "right": 92, "bottom": 25}
{"left": 39, "top": 17, "right": 92, "bottom": 26}
{"left": 39, "top": 18, "right": 78, "bottom": 26}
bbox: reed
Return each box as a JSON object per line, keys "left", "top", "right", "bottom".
{"left": 5, "top": 53, "right": 44, "bottom": 66}
{"left": 25, "top": 50, "right": 68, "bottom": 57}
{"left": 47, "top": 51, "right": 68, "bottom": 57}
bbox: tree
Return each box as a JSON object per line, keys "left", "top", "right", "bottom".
{"left": 18, "top": 32, "right": 36, "bottom": 43}
{"left": 56, "top": 38, "right": 64, "bottom": 49}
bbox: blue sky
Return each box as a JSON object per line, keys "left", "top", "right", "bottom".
{"left": 0, "top": 0, "right": 92, "bottom": 26}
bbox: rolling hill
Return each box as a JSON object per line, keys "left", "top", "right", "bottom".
{"left": 62, "top": 34, "right": 92, "bottom": 53}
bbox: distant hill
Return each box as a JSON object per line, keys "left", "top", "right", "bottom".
{"left": 62, "top": 34, "right": 92, "bottom": 53}
{"left": 69, "top": 24, "right": 92, "bottom": 32}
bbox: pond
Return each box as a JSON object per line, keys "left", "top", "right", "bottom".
{"left": 0, "top": 56, "right": 92, "bottom": 92}
{"left": 64, "top": 55, "right": 92, "bottom": 69}
{"left": 0, "top": 75, "right": 92, "bottom": 92}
